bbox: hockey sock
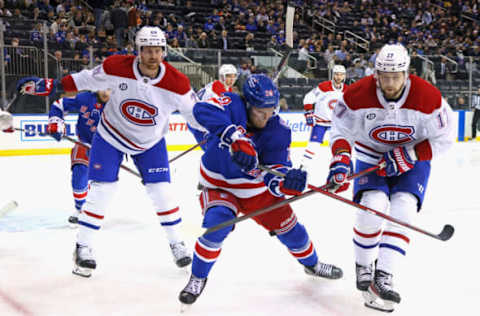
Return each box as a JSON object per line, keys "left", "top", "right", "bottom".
{"left": 157, "top": 206, "right": 182, "bottom": 244}
{"left": 276, "top": 222, "right": 318, "bottom": 267}
{"left": 71, "top": 164, "right": 89, "bottom": 210}
{"left": 192, "top": 206, "right": 235, "bottom": 278}
{"left": 353, "top": 190, "right": 388, "bottom": 266}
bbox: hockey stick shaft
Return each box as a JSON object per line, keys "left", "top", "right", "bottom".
{"left": 260, "top": 165, "right": 454, "bottom": 241}
{"left": 202, "top": 164, "right": 379, "bottom": 236}
{"left": 272, "top": 2, "right": 294, "bottom": 83}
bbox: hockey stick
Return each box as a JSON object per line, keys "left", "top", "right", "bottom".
{"left": 259, "top": 166, "right": 454, "bottom": 242}
{"left": 272, "top": 1, "right": 295, "bottom": 83}
{"left": 168, "top": 139, "right": 206, "bottom": 164}
{"left": 0, "top": 200, "right": 18, "bottom": 218}
{"left": 202, "top": 164, "right": 380, "bottom": 236}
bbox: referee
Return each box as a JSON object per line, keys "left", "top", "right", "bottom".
{"left": 472, "top": 87, "right": 480, "bottom": 141}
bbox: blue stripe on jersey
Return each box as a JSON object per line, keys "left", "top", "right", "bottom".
{"left": 100, "top": 119, "right": 143, "bottom": 153}
{"left": 161, "top": 218, "right": 182, "bottom": 226}
{"left": 353, "top": 239, "right": 379, "bottom": 249}
{"left": 379, "top": 243, "right": 406, "bottom": 255}
{"left": 78, "top": 220, "right": 101, "bottom": 230}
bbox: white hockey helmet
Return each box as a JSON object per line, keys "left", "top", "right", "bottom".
{"left": 332, "top": 64, "right": 346, "bottom": 73}
{"left": 375, "top": 44, "right": 410, "bottom": 73}
{"left": 219, "top": 64, "right": 238, "bottom": 82}
{"left": 135, "top": 26, "right": 167, "bottom": 57}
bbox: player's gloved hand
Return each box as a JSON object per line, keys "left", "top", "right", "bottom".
{"left": 220, "top": 125, "right": 258, "bottom": 172}
{"left": 280, "top": 168, "right": 307, "bottom": 196}
{"left": 2, "top": 127, "right": 14, "bottom": 133}
{"left": 326, "top": 152, "right": 352, "bottom": 193}
{"left": 0, "top": 111, "right": 13, "bottom": 132}
{"left": 304, "top": 103, "right": 315, "bottom": 126}
{"left": 47, "top": 116, "right": 65, "bottom": 141}
{"left": 17, "top": 77, "right": 57, "bottom": 96}
{"left": 377, "top": 146, "right": 416, "bottom": 177}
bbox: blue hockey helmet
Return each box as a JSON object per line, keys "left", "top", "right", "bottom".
{"left": 242, "top": 74, "right": 280, "bottom": 109}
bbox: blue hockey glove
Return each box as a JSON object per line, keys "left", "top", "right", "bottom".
{"left": 17, "top": 77, "right": 57, "bottom": 96}
{"left": 220, "top": 125, "right": 258, "bottom": 172}
{"left": 326, "top": 153, "right": 353, "bottom": 193}
{"left": 377, "top": 146, "right": 416, "bottom": 177}
{"left": 46, "top": 116, "right": 65, "bottom": 141}
{"left": 280, "top": 168, "right": 307, "bottom": 196}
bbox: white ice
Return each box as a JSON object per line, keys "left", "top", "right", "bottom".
{"left": 0, "top": 143, "right": 479, "bottom": 316}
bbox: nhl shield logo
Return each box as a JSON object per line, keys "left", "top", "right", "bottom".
{"left": 119, "top": 99, "right": 158, "bottom": 126}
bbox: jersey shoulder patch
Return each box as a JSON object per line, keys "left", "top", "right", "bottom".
{"left": 102, "top": 55, "right": 136, "bottom": 79}
{"left": 155, "top": 62, "right": 191, "bottom": 95}
{"left": 343, "top": 75, "right": 382, "bottom": 110}
{"left": 402, "top": 75, "right": 442, "bottom": 114}
{"left": 212, "top": 80, "right": 226, "bottom": 96}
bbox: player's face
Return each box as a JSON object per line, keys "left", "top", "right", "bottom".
{"left": 224, "top": 74, "right": 237, "bottom": 87}
{"left": 377, "top": 71, "right": 406, "bottom": 99}
{"left": 140, "top": 46, "right": 164, "bottom": 69}
{"left": 333, "top": 72, "right": 345, "bottom": 87}
{"left": 98, "top": 90, "right": 111, "bottom": 103}
{"left": 248, "top": 106, "right": 275, "bottom": 129}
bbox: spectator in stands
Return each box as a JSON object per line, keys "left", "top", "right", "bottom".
{"left": 197, "top": 32, "right": 210, "bottom": 49}
{"left": 324, "top": 45, "right": 335, "bottom": 65}
{"left": 244, "top": 32, "right": 254, "bottom": 51}
{"left": 217, "top": 30, "right": 229, "bottom": 50}
{"left": 456, "top": 96, "right": 467, "bottom": 110}
{"left": 75, "top": 34, "right": 89, "bottom": 52}
{"left": 204, "top": 18, "right": 215, "bottom": 32}
{"left": 435, "top": 57, "right": 449, "bottom": 80}
{"left": 364, "top": 61, "right": 374, "bottom": 76}
{"left": 245, "top": 16, "right": 257, "bottom": 32}
{"left": 0, "top": 0, "right": 12, "bottom": 17}
{"left": 30, "top": 23, "right": 43, "bottom": 45}
{"left": 110, "top": 0, "right": 128, "bottom": 48}
{"left": 13, "top": 8, "right": 26, "bottom": 20}
{"left": 176, "top": 25, "right": 188, "bottom": 47}
{"left": 471, "top": 88, "right": 480, "bottom": 141}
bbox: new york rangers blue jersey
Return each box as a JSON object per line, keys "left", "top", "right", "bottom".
{"left": 49, "top": 91, "right": 105, "bottom": 145}
{"left": 193, "top": 92, "right": 292, "bottom": 198}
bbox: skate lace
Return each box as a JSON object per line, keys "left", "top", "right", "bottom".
{"left": 356, "top": 264, "right": 373, "bottom": 282}
{"left": 375, "top": 271, "right": 394, "bottom": 292}
{"left": 185, "top": 276, "right": 206, "bottom": 295}
{"left": 170, "top": 242, "right": 188, "bottom": 260}
{"left": 78, "top": 246, "right": 94, "bottom": 261}
{"left": 314, "top": 262, "right": 333, "bottom": 277}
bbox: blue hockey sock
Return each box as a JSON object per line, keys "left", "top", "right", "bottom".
{"left": 276, "top": 222, "right": 318, "bottom": 267}
{"left": 71, "top": 164, "right": 88, "bottom": 210}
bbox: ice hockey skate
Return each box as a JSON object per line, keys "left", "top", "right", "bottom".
{"left": 356, "top": 262, "right": 374, "bottom": 291}
{"left": 68, "top": 209, "right": 81, "bottom": 227}
{"left": 72, "top": 243, "right": 96, "bottom": 278}
{"left": 170, "top": 241, "right": 192, "bottom": 268}
{"left": 179, "top": 274, "right": 208, "bottom": 312}
{"left": 304, "top": 260, "right": 343, "bottom": 279}
{"left": 363, "top": 270, "right": 401, "bottom": 313}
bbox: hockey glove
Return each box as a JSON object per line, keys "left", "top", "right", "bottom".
{"left": 377, "top": 146, "right": 416, "bottom": 177}
{"left": 0, "top": 110, "right": 13, "bottom": 132}
{"left": 326, "top": 153, "right": 353, "bottom": 193}
{"left": 47, "top": 116, "right": 65, "bottom": 141}
{"left": 280, "top": 168, "right": 307, "bottom": 196}
{"left": 304, "top": 103, "right": 315, "bottom": 126}
{"left": 221, "top": 125, "right": 258, "bottom": 172}
{"left": 17, "top": 77, "right": 57, "bottom": 96}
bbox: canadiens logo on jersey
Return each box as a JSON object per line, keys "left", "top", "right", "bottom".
{"left": 327, "top": 99, "right": 338, "bottom": 110}
{"left": 370, "top": 125, "right": 416, "bottom": 145}
{"left": 119, "top": 99, "right": 158, "bottom": 126}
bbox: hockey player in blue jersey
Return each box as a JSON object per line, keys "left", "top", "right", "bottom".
{"left": 178, "top": 74, "right": 343, "bottom": 306}
{"left": 47, "top": 90, "right": 111, "bottom": 225}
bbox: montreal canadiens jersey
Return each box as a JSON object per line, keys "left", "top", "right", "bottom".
{"left": 196, "top": 80, "right": 232, "bottom": 101}
{"left": 193, "top": 92, "right": 292, "bottom": 198}
{"left": 330, "top": 75, "right": 456, "bottom": 165}
{"left": 61, "top": 55, "right": 203, "bottom": 155}
{"left": 49, "top": 91, "right": 105, "bottom": 145}
{"left": 303, "top": 80, "right": 347, "bottom": 126}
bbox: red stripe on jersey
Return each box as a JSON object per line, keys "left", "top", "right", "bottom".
{"left": 200, "top": 166, "right": 265, "bottom": 189}
{"left": 305, "top": 149, "right": 315, "bottom": 155}
{"left": 194, "top": 241, "right": 221, "bottom": 260}
{"left": 414, "top": 139, "right": 433, "bottom": 161}
{"left": 383, "top": 231, "right": 410, "bottom": 243}
{"left": 61, "top": 75, "right": 78, "bottom": 92}
{"left": 102, "top": 55, "right": 136, "bottom": 80}
{"left": 102, "top": 114, "right": 146, "bottom": 150}
{"left": 290, "top": 241, "right": 314, "bottom": 258}
{"left": 73, "top": 191, "right": 88, "bottom": 199}
{"left": 154, "top": 62, "right": 191, "bottom": 95}
{"left": 84, "top": 210, "right": 104, "bottom": 220}
{"left": 354, "top": 228, "right": 382, "bottom": 238}
{"left": 212, "top": 80, "right": 227, "bottom": 96}
{"left": 354, "top": 141, "right": 383, "bottom": 154}
{"left": 157, "top": 207, "right": 179, "bottom": 216}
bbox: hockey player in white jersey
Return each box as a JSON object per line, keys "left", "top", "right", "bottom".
{"left": 196, "top": 64, "right": 237, "bottom": 101}
{"left": 0, "top": 109, "right": 13, "bottom": 131}
{"left": 300, "top": 65, "right": 347, "bottom": 170}
{"left": 325, "top": 44, "right": 455, "bottom": 312}
{"left": 17, "top": 26, "right": 205, "bottom": 277}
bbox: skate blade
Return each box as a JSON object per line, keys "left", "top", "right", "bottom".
{"left": 72, "top": 265, "right": 92, "bottom": 278}
{"left": 363, "top": 290, "right": 395, "bottom": 313}
{"left": 180, "top": 303, "right": 192, "bottom": 313}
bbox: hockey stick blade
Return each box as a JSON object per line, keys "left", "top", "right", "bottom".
{"left": 0, "top": 200, "right": 18, "bottom": 217}
{"left": 438, "top": 224, "right": 454, "bottom": 241}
